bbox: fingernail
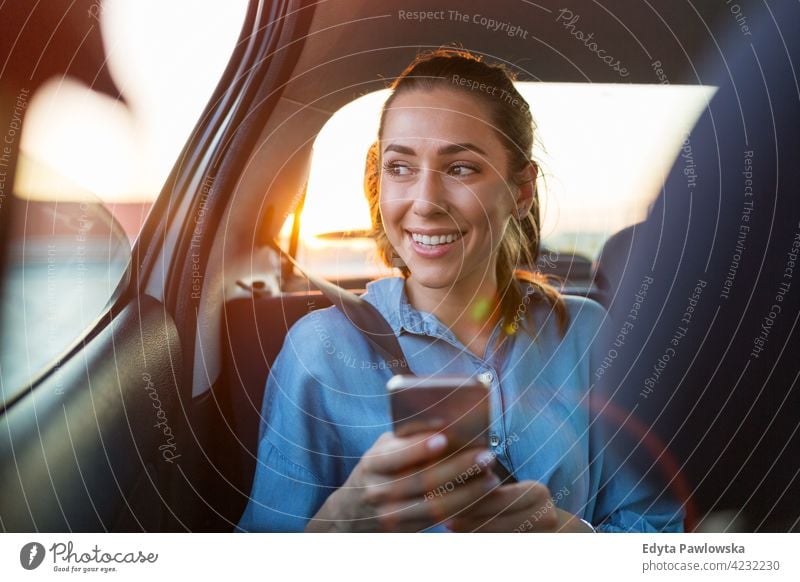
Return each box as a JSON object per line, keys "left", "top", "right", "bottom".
{"left": 427, "top": 434, "right": 447, "bottom": 451}
{"left": 475, "top": 449, "right": 495, "bottom": 466}
{"left": 484, "top": 475, "right": 501, "bottom": 491}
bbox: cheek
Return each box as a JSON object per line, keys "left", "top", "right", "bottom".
{"left": 464, "top": 180, "right": 516, "bottom": 224}
{"left": 378, "top": 182, "right": 409, "bottom": 221}
{"left": 378, "top": 198, "right": 402, "bottom": 240}
{"left": 464, "top": 199, "right": 508, "bottom": 232}
{"left": 470, "top": 206, "right": 512, "bottom": 248}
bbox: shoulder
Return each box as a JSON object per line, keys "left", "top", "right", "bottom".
{"left": 522, "top": 291, "right": 606, "bottom": 350}
{"left": 282, "top": 304, "right": 371, "bottom": 363}
{"left": 524, "top": 288, "right": 606, "bottom": 329}
{"left": 267, "top": 304, "right": 381, "bottom": 407}
{"left": 558, "top": 296, "right": 607, "bottom": 368}
{"left": 561, "top": 295, "right": 606, "bottom": 332}
{"left": 559, "top": 295, "right": 607, "bottom": 351}
{"left": 286, "top": 276, "right": 403, "bottom": 347}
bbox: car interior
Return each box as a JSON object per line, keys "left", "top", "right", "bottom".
{"left": 2, "top": 0, "right": 797, "bottom": 533}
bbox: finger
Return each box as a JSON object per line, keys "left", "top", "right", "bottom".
{"left": 367, "top": 496, "right": 435, "bottom": 532}
{"left": 409, "top": 447, "right": 496, "bottom": 499}
{"left": 366, "top": 447, "right": 497, "bottom": 504}
{"left": 448, "top": 481, "right": 554, "bottom": 531}
{"left": 352, "top": 498, "right": 432, "bottom": 533}
{"left": 466, "top": 480, "right": 550, "bottom": 519}
{"left": 455, "top": 501, "right": 560, "bottom": 533}
{"left": 362, "top": 431, "right": 449, "bottom": 475}
{"left": 376, "top": 471, "right": 501, "bottom": 532}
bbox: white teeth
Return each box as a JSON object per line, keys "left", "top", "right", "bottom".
{"left": 410, "top": 232, "right": 462, "bottom": 246}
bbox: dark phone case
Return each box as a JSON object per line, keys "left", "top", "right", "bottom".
{"left": 390, "top": 385, "right": 490, "bottom": 453}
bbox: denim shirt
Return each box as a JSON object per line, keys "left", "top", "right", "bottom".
{"left": 237, "top": 277, "right": 685, "bottom": 532}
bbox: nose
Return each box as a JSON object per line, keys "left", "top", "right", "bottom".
{"left": 410, "top": 167, "right": 448, "bottom": 218}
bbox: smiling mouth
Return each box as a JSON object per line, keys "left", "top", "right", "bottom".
{"left": 409, "top": 231, "right": 463, "bottom": 247}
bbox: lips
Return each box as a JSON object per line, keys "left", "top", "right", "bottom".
{"left": 405, "top": 229, "right": 465, "bottom": 258}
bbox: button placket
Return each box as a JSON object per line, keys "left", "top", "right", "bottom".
{"left": 481, "top": 367, "right": 509, "bottom": 468}
{"left": 485, "top": 368, "right": 516, "bottom": 477}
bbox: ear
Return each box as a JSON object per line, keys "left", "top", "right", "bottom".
{"left": 513, "top": 162, "right": 538, "bottom": 215}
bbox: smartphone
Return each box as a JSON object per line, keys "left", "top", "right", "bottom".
{"left": 387, "top": 374, "right": 490, "bottom": 452}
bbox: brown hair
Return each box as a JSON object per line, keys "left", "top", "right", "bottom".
{"left": 364, "top": 48, "right": 568, "bottom": 336}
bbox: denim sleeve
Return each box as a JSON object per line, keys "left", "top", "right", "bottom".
{"left": 235, "top": 313, "right": 346, "bottom": 532}
{"left": 574, "top": 297, "right": 685, "bottom": 532}
{"left": 587, "top": 450, "right": 686, "bottom": 533}
{"left": 236, "top": 439, "right": 333, "bottom": 532}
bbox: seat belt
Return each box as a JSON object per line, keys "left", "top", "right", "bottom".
{"left": 269, "top": 240, "right": 516, "bottom": 483}
{"left": 270, "top": 240, "right": 411, "bottom": 374}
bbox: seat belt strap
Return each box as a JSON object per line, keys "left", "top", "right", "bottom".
{"left": 270, "top": 241, "right": 410, "bottom": 374}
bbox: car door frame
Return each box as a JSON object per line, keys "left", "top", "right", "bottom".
{"left": 0, "top": 0, "right": 316, "bottom": 531}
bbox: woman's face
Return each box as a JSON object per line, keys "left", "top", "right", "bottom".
{"left": 379, "top": 86, "right": 528, "bottom": 292}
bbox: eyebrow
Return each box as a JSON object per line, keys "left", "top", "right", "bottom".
{"left": 382, "top": 142, "right": 488, "bottom": 157}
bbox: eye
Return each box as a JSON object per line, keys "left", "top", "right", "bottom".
{"left": 448, "top": 163, "right": 479, "bottom": 177}
{"left": 382, "top": 161, "right": 414, "bottom": 177}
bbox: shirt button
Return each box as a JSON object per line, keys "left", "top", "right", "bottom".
{"left": 489, "top": 433, "right": 501, "bottom": 447}
{"left": 479, "top": 371, "right": 494, "bottom": 384}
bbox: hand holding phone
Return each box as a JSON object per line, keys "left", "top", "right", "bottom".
{"left": 387, "top": 374, "right": 490, "bottom": 453}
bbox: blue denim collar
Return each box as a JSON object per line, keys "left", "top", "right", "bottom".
{"left": 362, "top": 277, "right": 513, "bottom": 364}
{"left": 363, "top": 277, "right": 462, "bottom": 345}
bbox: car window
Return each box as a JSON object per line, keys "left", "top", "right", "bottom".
{"left": 0, "top": 0, "right": 247, "bottom": 394}
{"left": 282, "top": 82, "right": 715, "bottom": 282}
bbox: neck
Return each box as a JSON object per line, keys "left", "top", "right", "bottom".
{"left": 404, "top": 271, "right": 502, "bottom": 339}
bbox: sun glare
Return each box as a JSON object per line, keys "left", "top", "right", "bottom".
{"left": 16, "top": 0, "right": 248, "bottom": 204}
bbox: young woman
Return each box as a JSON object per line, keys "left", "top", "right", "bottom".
{"left": 237, "top": 49, "right": 684, "bottom": 533}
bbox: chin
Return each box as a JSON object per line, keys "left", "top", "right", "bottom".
{"left": 405, "top": 265, "right": 459, "bottom": 289}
